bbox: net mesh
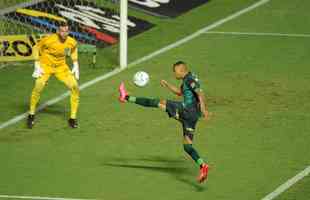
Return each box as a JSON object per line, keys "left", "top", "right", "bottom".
{"left": 0, "top": 0, "right": 120, "bottom": 69}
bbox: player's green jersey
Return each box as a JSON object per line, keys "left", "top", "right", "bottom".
{"left": 181, "top": 72, "right": 201, "bottom": 109}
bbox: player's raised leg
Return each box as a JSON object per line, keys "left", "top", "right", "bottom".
{"left": 56, "top": 69, "right": 80, "bottom": 128}
{"left": 28, "top": 73, "right": 51, "bottom": 128}
{"left": 183, "top": 130, "right": 209, "bottom": 183}
{"left": 119, "top": 82, "right": 162, "bottom": 108}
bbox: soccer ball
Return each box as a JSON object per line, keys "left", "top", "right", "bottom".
{"left": 133, "top": 71, "right": 149, "bottom": 87}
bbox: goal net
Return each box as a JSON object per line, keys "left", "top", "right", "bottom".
{"left": 0, "top": 0, "right": 149, "bottom": 70}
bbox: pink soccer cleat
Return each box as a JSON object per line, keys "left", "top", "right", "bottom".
{"left": 197, "top": 164, "right": 209, "bottom": 183}
{"left": 118, "top": 82, "right": 128, "bottom": 103}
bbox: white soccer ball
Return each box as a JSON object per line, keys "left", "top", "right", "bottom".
{"left": 133, "top": 71, "right": 149, "bottom": 87}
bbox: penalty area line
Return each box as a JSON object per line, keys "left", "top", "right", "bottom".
{"left": 204, "top": 31, "right": 310, "bottom": 38}
{"left": 261, "top": 165, "right": 310, "bottom": 200}
{"left": 0, "top": 194, "right": 96, "bottom": 200}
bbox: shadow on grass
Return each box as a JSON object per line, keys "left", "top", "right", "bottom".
{"left": 15, "top": 102, "right": 67, "bottom": 118}
{"left": 39, "top": 108, "right": 68, "bottom": 121}
{"left": 102, "top": 156, "right": 206, "bottom": 192}
{"left": 0, "top": 104, "right": 69, "bottom": 143}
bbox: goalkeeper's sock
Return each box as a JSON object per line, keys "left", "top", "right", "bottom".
{"left": 126, "top": 96, "right": 160, "bottom": 108}
{"left": 183, "top": 144, "right": 206, "bottom": 167}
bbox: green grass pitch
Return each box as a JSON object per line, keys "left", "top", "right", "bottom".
{"left": 0, "top": 0, "right": 309, "bottom": 199}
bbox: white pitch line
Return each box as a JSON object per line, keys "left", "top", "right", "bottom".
{"left": 205, "top": 31, "right": 310, "bottom": 38}
{"left": 0, "top": 194, "right": 96, "bottom": 200}
{"left": 261, "top": 165, "right": 310, "bottom": 200}
{"left": 0, "top": 0, "right": 271, "bottom": 130}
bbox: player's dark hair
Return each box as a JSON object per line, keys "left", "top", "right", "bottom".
{"left": 173, "top": 61, "right": 186, "bottom": 71}
{"left": 57, "top": 21, "right": 68, "bottom": 28}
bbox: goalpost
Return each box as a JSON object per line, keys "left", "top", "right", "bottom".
{"left": 120, "top": 0, "right": 128, "bottom": 69}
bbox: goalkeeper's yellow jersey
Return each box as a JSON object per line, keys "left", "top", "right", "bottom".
{"left": 34, "top": 34, "right": 78, "bottom": 67}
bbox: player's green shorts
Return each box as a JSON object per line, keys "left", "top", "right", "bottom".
{"left": 166, "top": 100, "right": 201, "bottom": 140}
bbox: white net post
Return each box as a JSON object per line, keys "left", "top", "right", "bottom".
{"left": 119, "top": 0, "right": 128, "bottom": 69}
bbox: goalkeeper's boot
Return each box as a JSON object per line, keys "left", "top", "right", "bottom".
{"left": 198, "top": 163, "right": 209, "bottom": 183}
{"left": 27, "top": 114, "right": 35, "bottom": 129}
{"left": 68, "top": 118, "right": 78, "bottom": 128}
{"left": 118, "top": 82, "right": 128, "bottom": 103}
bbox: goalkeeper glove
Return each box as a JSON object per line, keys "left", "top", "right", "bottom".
{"left": 32, "top": 61, "right": 44, "bottom": 78}
{"left": 71, "top": 61, "right": 79, "bottom": 80}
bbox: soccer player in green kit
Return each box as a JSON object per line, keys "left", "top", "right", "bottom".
{"left": 119, "top": 61, "right": 209, "bottom": 183}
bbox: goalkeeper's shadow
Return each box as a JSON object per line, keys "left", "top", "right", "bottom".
{"left": 18, "top": 103, "right": 68, "bottom": 120}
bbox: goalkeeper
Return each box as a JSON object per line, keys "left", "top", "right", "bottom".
{"left": 27, "top": 21, "right": 80, "bottom": 128}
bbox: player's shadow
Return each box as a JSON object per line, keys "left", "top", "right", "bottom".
{"left": 39, "top": 107, "right": 67, "bottom": 119}
{"left": 102, "top": 156, "right": 206, "bottom": 192}
{"left": 18, "top": 103, "right": 66, "bottom": 118}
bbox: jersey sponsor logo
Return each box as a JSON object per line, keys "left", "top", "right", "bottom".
{"left": 0, "top": 34, "right": 45, "bottom": 62}
{"left": 127, "top": 0, "right": 210, "bottom": 18}
{"left": 4, "top": 0, "right": 154, "bottom": 47}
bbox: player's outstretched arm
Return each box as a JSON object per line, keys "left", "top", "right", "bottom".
{"left": 197, "top": 90, "right": 209, "bottom": 121}
{"left": 160, "top": 80, "right": 182, "bottom": 96}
